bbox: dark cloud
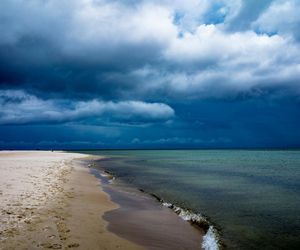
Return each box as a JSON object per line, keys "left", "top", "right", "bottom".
{"left": 1, "top": 95, "right": 300, "bottom": 149}
{"left": 0, "top": 0, "right": 300, "bottom": 148}
{"left": 1, "top": 0, "right": 300, "bottom": 101}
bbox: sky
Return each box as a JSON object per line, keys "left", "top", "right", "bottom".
{"left": 0, "top": 0, "right": 300, "bottom": 149}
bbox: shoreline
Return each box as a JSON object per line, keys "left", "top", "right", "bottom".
{"left": 88, "top": 160, "right": 212, "bottom": 250}
{"left": 89, "top": 157, "right": 221, "bottom": 250}
{"left": 0, "top": 151, "right": 144, "bottom": 250}
{"left": 0, "top": 150, "right": 211, "bottom": 250}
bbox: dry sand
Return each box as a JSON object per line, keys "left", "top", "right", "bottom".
{"left": 0, "top": 151, "right": 144, "bottom": 250}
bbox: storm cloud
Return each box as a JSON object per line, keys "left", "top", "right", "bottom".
{"left": 0, "top": 0, "right": 300, "bottom": 148}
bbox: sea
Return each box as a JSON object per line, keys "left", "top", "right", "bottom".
{"left": 79, "top": 149, "right": 300, "bottom": 250}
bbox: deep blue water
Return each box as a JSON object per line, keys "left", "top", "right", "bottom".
{"left": 80, "top": 150, "right": 300, "bottom": 249}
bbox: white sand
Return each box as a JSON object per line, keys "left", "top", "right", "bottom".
{"left": 0, "top": 151, "right": 144, "bottom": 250}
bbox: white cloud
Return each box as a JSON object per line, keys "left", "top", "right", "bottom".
{"left": 130, "top": 23, "right": 300, "bottom": 97}
{"left": 0, "top": 0, "right": 177, "bottom": 54}
{"left": 0, "top": 90, "right": 174, "bottom": 125}
{"left": 165, "top": 24, "right": 286, "bottom": 63}
{"left": 253, "top": 0, "right": 300, "bottom": 40}
{"left": 65, "top": 1, "right": 177, "bottom": 52}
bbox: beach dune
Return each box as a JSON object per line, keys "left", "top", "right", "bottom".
{"left": 0, "top": 151, "right": 143, "bottom": 250}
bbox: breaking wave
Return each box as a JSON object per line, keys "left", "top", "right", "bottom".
{"left": 161, "top": 202, "right": 221, "bottom": 250}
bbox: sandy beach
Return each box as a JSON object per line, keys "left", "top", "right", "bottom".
{"left": 0, "top": 151, "right": 143, "bottom": 250}
{"left": 0, "top": 151, "right": 206, "bottom": 250}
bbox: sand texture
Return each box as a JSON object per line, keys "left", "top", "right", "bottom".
{"left": 0, "top": 151, "right": 144, "bottom": 250}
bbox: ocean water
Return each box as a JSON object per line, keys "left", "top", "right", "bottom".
{"left": 82, "top": 150, "right": 300, "bottom": 249}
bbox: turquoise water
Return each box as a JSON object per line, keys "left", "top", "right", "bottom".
{"left": 82, "top": 150, "right": 300, "bottom": 249}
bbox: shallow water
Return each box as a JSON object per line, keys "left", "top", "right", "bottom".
{"left": 81, "top": 150, "right": 300, "bottom": 249}
{"left": 90, "top": 168, "right": 204, "bottom": 250}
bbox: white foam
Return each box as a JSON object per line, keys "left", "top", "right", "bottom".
{"left": 162, "top": 202, "right": 220, "bottom": 250}
{"left": 100, "top": 173, "right": 110, "bottom": 177}
{"left": 177, "top": 208, "right": 206, "bottom": 223}
{"left": 162, "top": 202, "right": 172, "bottom": 208}
{"left": 108, "top": 177, "right": 115, "bottom": 184}
{"left": 202, "top": 226, "right": 219, "bottom": 250}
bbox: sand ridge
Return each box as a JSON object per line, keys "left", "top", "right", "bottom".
{"left": 0, "top": 151, "right": 144, "bottom": 250}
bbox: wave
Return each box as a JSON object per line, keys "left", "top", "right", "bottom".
{"left": 162, "top": 202, "right": 221, "bottom": 250}
{"left": 100, "top": 172, "right": 116, "bottom": 184}
{"left": 202, "top": 226, "right": 220, "bottom": 250}
{"left": 98, "top": 169, "right": 221, "bottom": 250}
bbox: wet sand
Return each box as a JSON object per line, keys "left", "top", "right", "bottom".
{"left": 91, "top": 168, "right": 204, "bottom": 250}
{"left": 0, "top": 151, "right": 143, "bottom": 250}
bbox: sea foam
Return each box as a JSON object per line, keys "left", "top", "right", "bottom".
{"left": 202, "top": 226, "right": 219, "bottom": 250}
{"left": 162, "top": 202, "right": 220, "bottom": 250}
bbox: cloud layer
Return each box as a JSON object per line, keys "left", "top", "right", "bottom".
{"left": 1, "top": 0, "right": 300, "bottom": 100}
{"left": 1, "top": 0, "right": 300, "bottom": 148}
{"left": 0, "top": 90, "right": 174, "bottom": 125}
